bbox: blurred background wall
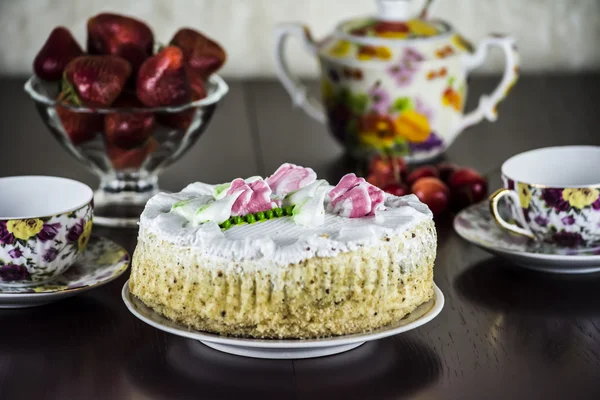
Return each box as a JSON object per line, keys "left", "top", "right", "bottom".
{"left": 0, "top": 0, "right": 598, "bottom": 78}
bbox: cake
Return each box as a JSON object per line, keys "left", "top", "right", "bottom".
{"left": 130, "top": 164, "right": 437, "bottom": 339}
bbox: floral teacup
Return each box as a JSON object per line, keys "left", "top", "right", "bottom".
{"left": 489, "top": 146, "right": 600, "bottom": 248}
{"left": 0, "top": 176, "right": 94, "bottom": 286}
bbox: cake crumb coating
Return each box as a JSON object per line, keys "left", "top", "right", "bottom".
{"left": 130, "top": 219, "right": 436, "bottom": 339}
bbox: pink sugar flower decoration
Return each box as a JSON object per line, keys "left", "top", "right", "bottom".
{"left": 266, "top": 163, "right": 317, "bottom": 197}
{"left": 328, "top": 174, "right": 365, "bottom": 203}
{"left": 327, "top": 173, "right": 385, "bottom": 218}
{"left": 226, "top": 178, "right": 275, "bottom": 216}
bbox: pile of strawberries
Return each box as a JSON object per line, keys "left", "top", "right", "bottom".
{"left": 33, "top": 13, "right": 226, "bottom": 169}
{"left": 366, "top": 155, "right": 488, "bottom": 216}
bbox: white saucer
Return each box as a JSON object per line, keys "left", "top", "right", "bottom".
{"left": 454, "top": 202, "right": 600, "bottom": 274}
{"left": 0, "top": 236, "right": 130, "bottom": 308}
{"left": 122, "top": 281, "right": 444, "bottom": 359}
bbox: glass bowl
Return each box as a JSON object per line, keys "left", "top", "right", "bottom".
{"left": 24, "top": 74, "right": 228, "bottom": 227}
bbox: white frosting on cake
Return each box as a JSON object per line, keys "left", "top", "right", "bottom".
{"left": 139, "top": 181, "right": 433, "bottom": 267}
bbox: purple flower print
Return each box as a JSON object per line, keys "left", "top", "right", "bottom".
{"left": 541, "top": 189, "right": 569, "bottom": 212}
{"left": 402, "top": 47, "right": 424, "bottom": 66}
{"left": 409, "top": 132, "right": 444, "bottom": 152}
{"left": 593, "top": 197, "right": 600, "bottom": 210}
{"left": 368, "top": 84, "right": 391, "bottom": 115}
{"left": 43, "top": 247, "right": 59, "bottom": 262}
{"left": 326, "top": 103, "right": 352, "bottom": 142}
{"left": 561, "top": 215, "right": 575, "bottom": 225}
{"left": 456, "top": 218, "right": 473, "bottom": 229}
{"left": 552, "top": 231, "right": 584, "bottom": 248}
{"left": 328, "top": 68, "right": 340, "bottom": 83}
{"left": 534, "top": 216, "right": 548, "bottom": 227}
{"left": 506, "top": 179, "right": 515, "bottom": 191}
{"left": 414, "top": 97, "right": 434, "bottom": 122}
{"left": 0, "top": 264, "right": 30, "bottom": 282}
{"left": 67, "top": 220, "right": 84, "bottom": 243}
{"left": 387, "top": 65, "right": 414, "bottom": 87}
{"left": 386, "top": 48, "right": 423, "bottom": 87}
{"left": 37, "top": 222, "right": 62, "bottom": 242}
{"left": 8, "top": 248, "right": 23, "bottom": 259}
{"left": 0, "top": 221, "right": 14, "bottom": 245}
{"left": 522, "top": 208, "right": 531, "bottom": 223}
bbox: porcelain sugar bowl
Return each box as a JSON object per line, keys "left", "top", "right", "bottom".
{"left": 274, "top": 0, "right": 519, "bottom": 162}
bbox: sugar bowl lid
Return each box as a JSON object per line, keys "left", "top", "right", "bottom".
{"left": 339, "top": 0, "right": 450, "bottom": 40}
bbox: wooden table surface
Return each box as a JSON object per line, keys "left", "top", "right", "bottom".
{"left": 1, "top": 74, "right": 600, "bottom": 400}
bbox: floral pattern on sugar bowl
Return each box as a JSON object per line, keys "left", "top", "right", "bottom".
{"left": 275, "top": 0, "right": 519, "bottom": 162}
{"left": 502, "top": 177, "right": 600, "bottom": 248}
{"left": 0, "top": 203, "right": 93, "bottom": 285}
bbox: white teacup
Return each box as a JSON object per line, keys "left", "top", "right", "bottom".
{"left": 0, "top": 176, "right": 93, "bottom": 286}
{"left": 489, "top": 146, "right": 600, "bottom": 248}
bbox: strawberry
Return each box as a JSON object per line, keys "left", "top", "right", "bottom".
{"left": 107, "top": 137, "right": 158, "bottom": 170}
{"left": 155, "top": 65, "right": 205, "bottom": 130}
{"left": 187, "top": 67, "right": 207, "bottom": 101}
{"left": 136, "top": 46, "right": 191, "bottom": 107}
{"left": 87, "top": 13, "right": 153, "bottom": 74}
{"left": 104, "top": 92, "right": 155, "bottom": 149}
{"left": 56, "top": 105, "right": 102, "bottom": 146}
{"left": 33, "top": 27, "right": 84, "bottom": 81}
{"left": 62, "top": 55, "right": 131, "bottom": 107}
{"left": 156, "top": 109, "right": 197, "bottom": 130}
{"left": 169, "top": 28, "right": 226, "bottom": 79}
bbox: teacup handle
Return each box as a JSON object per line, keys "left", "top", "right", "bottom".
{"left": 458, "top": 35, "right": 520, "bottom": 131}
{"left": 273, "top": 23, "right": 326, "bottom": 123}
{"left": 489, "top": 188, "right": 535, "bottom": 239}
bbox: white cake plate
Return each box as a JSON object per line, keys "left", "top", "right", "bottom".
{"left": 122, "top": 280, "right": 444, "bottom": 359}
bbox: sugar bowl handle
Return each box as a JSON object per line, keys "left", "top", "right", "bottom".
{"left": 274, "top": 23, "right": 326, "bottom": 123}
{"left": 458, "top": 35, "right": 520, "bottom": 131}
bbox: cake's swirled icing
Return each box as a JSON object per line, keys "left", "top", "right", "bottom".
{"left": 140, "top": 181, "right": 433, "bottom": 267}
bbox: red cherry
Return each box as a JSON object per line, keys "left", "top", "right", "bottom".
{"left": 406, "top": 166, "right": 438, "bottom": 187}
{"left": 382, "top": 183, "right": 410, "bottom": 197}
{"left": 411, "top": 177, "right": 450, "bottom": 216}
{"left": 436, "top": 162, "right": 459, "bottom": 183}
{"left": 448, "top": 168, "right": 488, "bottom": 210}
{"left": 367, "top": 172, "right": 396, "bottom": 189}
{"left": 368, "top": 154, "right": 406, "bottom": 177}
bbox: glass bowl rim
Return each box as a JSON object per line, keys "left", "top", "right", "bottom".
{"left": 23, "top": 73, "right": 229, "bottom": 114}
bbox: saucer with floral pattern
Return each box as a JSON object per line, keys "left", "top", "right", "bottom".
{"left": 0, "top": 236, "right": 129, "bottom": 307}
{"left": 454, "top": 202, "right": 600, "bottom": 274}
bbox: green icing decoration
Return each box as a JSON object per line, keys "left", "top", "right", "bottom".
{"left": 283, "top": 206, "right": 294, "bottom": 216}
{"left": 219, "top": 206, "right": 301, "bottom": 230}
{"left": 172, "top": 199, "right": 190, "bottom": 209}
{"left": 213, "top": 183, "right": 231, "bottom": 198}
{"left": 195, "top": 204, "right": 210, "bottom": 214}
